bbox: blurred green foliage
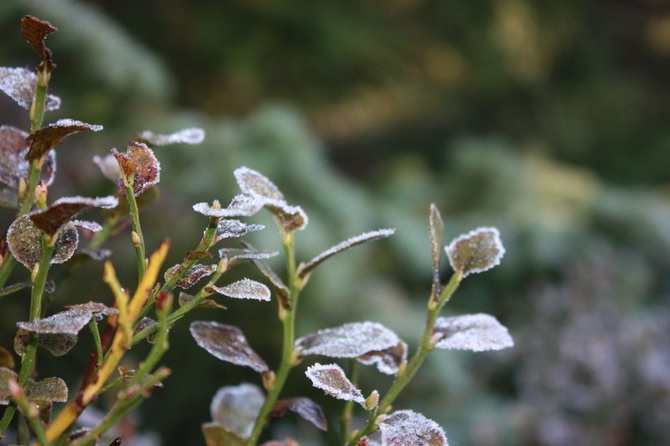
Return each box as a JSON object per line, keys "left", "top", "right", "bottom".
{"left": 2, "top": 0, "right": 670, "bottom": 444}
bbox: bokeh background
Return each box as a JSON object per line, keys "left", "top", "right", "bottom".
{"left": 2, "top": 0, "right": 670, "bottom": 445}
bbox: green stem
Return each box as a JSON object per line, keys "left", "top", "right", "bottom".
{"left": 340, "top": 360, "right": 359, "bottom": 445}
{"left": 88, "top": 319, "right": 103, "bottom": 366}
{"left": 124, "top": 184, "right": 146, "bottom": 280}
{"left": 246, "top": 234, "right": 300, "bottom": 446}
{"left": 131, "top": 295, "right": 171, "bottom": 384}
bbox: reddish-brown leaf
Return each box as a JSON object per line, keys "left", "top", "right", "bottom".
{"left": 20, "top": 15, "right": 58, "bottom": 72}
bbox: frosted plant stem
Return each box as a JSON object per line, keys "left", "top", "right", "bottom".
{"left": 347, "top": 271, "right": 462, "bottom": 445}
{"left": 246, "top": 234, "right": 300, "bottom": 446}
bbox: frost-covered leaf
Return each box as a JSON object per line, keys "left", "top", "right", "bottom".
{"left": 433, "top": 314, "right": 514, "bottom": 352}
{"left": 25, "top": 377, "right": 67, "bottom": 403}
{"left": 0, "top": 125, "right": 56, "bottom": 188}
{"left": 70, "top": 220, "right": 103, "bottom": 233}
{"left": 29, "top": 195, "right": 117, "bottom": 235}
{"left": 202, "top": 422, "right": 245, "bottom": 446}
{"left": 429, "top": 204, "right": 444, "bottom": 292}
{"left": 378, "top": 410, "right": 448, "bottom": 446}
{"left": 298, "top": 229, "right": 395, "bottom": 279}
{"left": 14, "top": 329, "right": 77, "bottom": 357}
{"left": 214, "top": 219, "right": 264, "bottom": 243}
{"left": 269, "top": 397, "right": 327, "bottom": 431}
{"left": 0, "top": 68, "right": 60, "bottom": 111}
{"left": 92, "top": 153, "right": 121, "bottom": 180}
{"left": 190, "top": 321, "right": 268, "bottom": 373}
{"left": 209, "top": 279, "right": 271, "bottom": 302}
{"left": 264, "top": 200, "right": 308, "bottom": 233}
{"left": 20, "top": 15, "right": 58, "bottom": 72}
{"left": 218, "top": 248, "right": 279, "bottom": 267}
{"left": 26, "top": 120, "right": 103, "bottom": 161}
{"left": 17, "top": 308, "right": 93, "bottom": 335}
{"left": 210, "top": 383, "right": 264, "bottom": 439}
{"left": 0, "top": 367, "right": 18, "bottom": 404}
{"left": 357, "top": 341, "right": 408, "bottom": 375}
{"left": 193, "top": 195, "right": 264, "bottom": 219}
{"left": 295, "top": 322, "right": 402, "bottom": 360}
{"left": 0, "top": 347, "right": 14, "bottom": 369}
{"left": 64, "top": 302, "right": 118, "bottom": 319}
{"left": 7, "top": 216, "right": 79, "bottom": 269}
{"left": 234, "top": 167, "right": 285, "bottom": 201}
{"left": 165, "top": 263, "right": 217, "bottom": 289}
{"left": 305, "top": 363, "right": 365, "bottom": 406}
{"left": 446, "top": 227, "right": 505, "bottom": 278}
{"left": 136, "top": 128, "right": 205, "bottom": 146}
{"left": 112, "top": 141, "right": 160, "bottom": 197}
{"left": 134, "top": 317, "right": 159, "bottom": 344}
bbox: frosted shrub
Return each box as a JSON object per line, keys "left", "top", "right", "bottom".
{"left": 0, "top": 16, "right": 513, "bottom": 446}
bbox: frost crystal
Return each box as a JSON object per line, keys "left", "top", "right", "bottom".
{"left": 7, "top": 216, "right": 79, "bottom": 269}
{"left": 298, "top": 229, "right": 395, "bottom": 279}
{"left": 234, "top": 166, "right": 285, "bottom": 201}
{"left": 214, "top": 219, "right": 265, "bottom": 242}
{"left": 14, "top": 329, "right": 78, "bottom": 357}
{"left": 218, "top": 248, "right": 279, "bottom": 266}
{"left": 264, "top": 199, "right": 309, "bottom": 232}
{"left": 269, "top": 398, "right": 327, "bottom": 431}
{"left": 17, "top": 308, "right": 93, "bottom": 335}
{"left": 305, "top": 363, "right": 365, "bottom": 406}
{"left": 25, "top": 376, "right": 68, "bottom": 403}
{"left": 70, "top": 220, "right": 103, "bottom": 233}
{"left": 193, "top": 195, "right": 264, "bottom": 219}
{"left": 210, "top": 383, "right": 265, "bottom": 439}
{"left": 29, "top": 195, "right": 117, "bottom": 235}
{"left": 433, "top": 314, "right": 514, "bottom": 352}
{"left": 136, "top": 128, "right": 205, "bottom": 146}
{"left": 26, "top": 119, "right": 103, "bottom": 161}
{"left": 446, "top": 227, "right": 505, "bottom": 277}
{"left": 164, "top": 263, "right": 216, "bottom": 289}
{"left": 190, "top": 321, "right": 268, "bottom": 373}
{"left": 209, "top": 278, "right": 271, "bottom": 302}
{"left": 296, "top": 321, "right": 402, "bottom": 359}
{"left": 112, "top": 141, "right": 160, "bottom": 197}
{"left": 357, "top": 341, "right": 408, "bottom": 375}
{"left": 65, "top": 302, "right": 118, "bottom": 319}
{"left": 0, "top": 125, "right": 56, "bottom": 188}
{"left": 0, "top": 67, "right": 61, "bottom": 111}
{"left": 378, "top": 410, "right": 448, "bottom": 446}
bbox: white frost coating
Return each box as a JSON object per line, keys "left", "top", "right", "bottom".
{"left": 92, "top": 154, "right": 122, "bottom": 180}
{"left": 70, "top": 220, "right": 103, "bottom": 232}
{"left": 305, "top": 363, "right": 365, "bottom": 405}
{"left": 446, "top": 227, "right": 505, "bottom": 277}
{"left": 234, "top": 166, "right": 285, "bottom": 201}
{"left": 210, "top": 278, "right": 271, "bottom": 301}
{"left": 263, "top": 198, "right": 309, "bottom": 231}
{"left": 378, "top": 410, "right": 448, "bottom": 446}
{"left": 0, "top": 67, "right": 61, "bottom": 111}
{"left": 53, "top": 195, "right": 118, "bottom": 209}
{"left": 210, "top": 383, "right": 264, "bottom": 439}
{"left": 218, "top": 248, "right": 279, "bottom": 262}
{"left": 49, "top": 119, "right": 103, "bottom": 132}
{"left": 137, "top": 128, "right": 205, "bottom": 146}
{"left": 434, "top": 313, "right": 514, "bottom": 352}
{"left": 193, "top": 195, "right": 264, "bottom": 218}
{"left": 190, "top": 321, "right": 269, "bottom": 372}
{"left": 214, "top": 219, "right": 265, "bottom": 242}
{"left": 17, "top": 309, "right": 93, "bottom": 335}
{"left": 295, "top": 321, "right": 401, "bottom": 358}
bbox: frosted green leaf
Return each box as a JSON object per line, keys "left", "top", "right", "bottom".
{"left": 433, "top": 314, "right": 514, "bottom": 352}
{"left": 25, "top": 377, "right": 67, "bottom": 403}
{"left": 202, "top": 422, "right": 245, "bottom": 446}
{"left": 112, "top": 141, "right": 160, "bottom": 197}
{"left": 446, "top": 227, "right": 505, "bottom": 277}
{"left": 269, "top": 397, "right": 327, "bottom": 432}
{"left": 165, "top": 263, "right": 217, "bottom": 289}
{"left": 21, "top": 15, "right": 58, "bottom": 72}
{"left": 190, "top": 321, "right": 268, "bottom": 373}
{"left": 234, "top": 166, "right": 285, "bottom": 201}
{"left": 134, "top": 317, "right": 159, "bottom": 344}
{"left": 26, "top": 119, "right": 103, "bottom": 161}
{"left": 264, "top": 199, "right": 308, "bottom": 232}
{"left": 17, "top": 308, "right": 93, "bottom": 335}
{"left": 378, "top": 410, "right": 448, "bottom": 446}
{"left": 0, "top": 367, "right": 19, "bottom": 405}
{"left": 65, "top": 302, "right": 118, "bottom": 319}
{"left": 92, "top": 154, "right": 121, "bottom": 180}
{"left": 218, "top": 248, "right": 279, "bottom": 267}
{"left": 209, "top": 278, "right": 271, "bottom": 302}
{"left": 214, "top": 219, "right": 264, "bottom": 243}
{"left": 30, "top": 195, "right": 117, "bottom": 236}
{"left": 429, "top": 204, "right": 444, "bottom": 292}
{"left": 7, "top": 216, "right": 79, "bottom": 269}
{"left": 0, "top": 67, "right": 60, "bottom": 111}
{"left": 0, "top": 125, "right": 57, "bottom": 189}
{"left": 14, "top": 329, "right": 78, "bottom": 357}
{"left": 357, "top": 341, "right": 408, "bottom": 375}
{"left": 305, "top": 363, "right": 365, "bottom": 406}
{"left": 210, "top": 383, "right": 264, "bottom": 439}
{"left": 193, "top": 195, "right": 264, "bottom": 219}
{"left": 298, "top": 229, "right": 395, "bottom": 279}
{"left": 136, "top": 128, "right": 205, "bottom": 146}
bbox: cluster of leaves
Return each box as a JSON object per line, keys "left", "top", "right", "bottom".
{"left": 0, "top": 15, "right": 514, "bottom": 446}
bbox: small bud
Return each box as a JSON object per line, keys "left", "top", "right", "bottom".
{"left": 262, "top": 370, "right": 276, "bottom": 391}
{"left": 131, "top": 231, "right": 142, "bottom": 247}
{"left": 365, "top": 390, "right": 379, "bottom": 411}
{"left": 18, "top": 177, "right": 27, "bottom": 200}
{"left": 34, "top": 181, "right": 48, "bottom": 209}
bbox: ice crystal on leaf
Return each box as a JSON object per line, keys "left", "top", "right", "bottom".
{"left": 0, "top": 67, "right": 61, "bottom": 111}
{"left": 190, "top": 321, "right": 268, "bottom": 373}
{"left": 208, "top": 278, "right": 271, "bottom": 302}
{"left": 164, "top": 263, "right": 216, "bottom": 289}
{"left": 7, "top": 216, "right": 79, "bottom": 269}
{"left": 218, "top": 248, "right": 279, "bottom": 267}
{"left": 64, "top": 302, "right": 117, "bottom": 320}
{"left": 264, "top": 200, "right": 309, "bottom": 233}
{"left": 296, "top": 322, "right": 406, "bottom": 374}
{"left": 210, "top": 383, "right": 264, "bottom": 439}
{"left": 377, "top": 410, "right": 448, "bottom": 446}
{"left": 29, "top": 195, "right": 117, "bottom": 236}
{"left": 433, "top": 314, "right": 514, "bottom": 352}
{"left": 305, "top": 363, "right": 366, "bottom": 406}
{"left": 0, "top": 125, "right": 56, "bottom": 189}
{"left": 26, "top": 119, "right": 102, "bottom": 161}
{"left": 234, "top": 166, "right": 285, "bottom": 201}
{"left": 112, "top": 141, "right": 160, "bottom": 197}
{"left": 269, "top": 397, "right": 327, "bottom": 431}
{"left": 17, "top": 308, "right": 93, "bottom": 335}
{"left": 298, "top": 229, "right": 395, "bottom": 279}
{"left": 14, "top": 329, "right": 77, "bottom": 357}
{"left": 20, "top": 15, "right": 58, "bottom": 72}
{"left": 214, "top": 219, "right": 265, "bottom": 243}
{"left": 134, "top": 317, "right": 159, "bottom": 344}
{"left": 446, "top": 227, "right": 505, "bottom": 277}
{"left": 25, "top": 376, "right": 68, "bottom": 403}
{"left": 193, "top": 195, "right": 264, "bottom": 219}
{"left": 136, "top": 128, "right": 205, "bottom": 146}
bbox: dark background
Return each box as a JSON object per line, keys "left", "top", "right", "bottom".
{"left": 2, "top": 0, "right": 670, "bottom": 445}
